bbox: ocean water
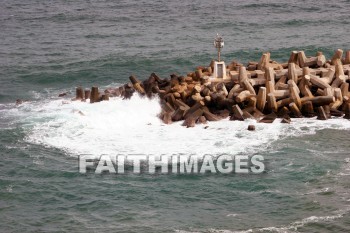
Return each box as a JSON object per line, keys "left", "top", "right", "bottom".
{"left": 1, "top": 0, "right": 350, "bottom": 232}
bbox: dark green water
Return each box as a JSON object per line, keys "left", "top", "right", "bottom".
{"left": 1, "top": 0, "right": 350, "bottom": 232}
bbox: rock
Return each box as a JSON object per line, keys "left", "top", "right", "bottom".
{"left": 197, "top": 116, "right": 207, "bottom": 124}
{"left": 344, "top": 103, "right": 350, "bottom": 119}
{"left": 102, "top": 94, "right": 109, "bottom": 101}
{"left": 203, "top": 108, "right": 220, "bottom": 121}
{"left": 316, "top": 106, "right": 328, "bottom": 120}
{"left": 259, "top": 112, "right": 277, "bottom": 123}
{"left": 84, "top": 89, "right": 91, "bottom": 99}
{"left": 182, "top": 118, "right": 195, "bottom": 128}
{"left": 330, "top": 109, "right": 343, "bottom": 117}
{"left": 281, "top": 118, "right": 291, "bottom": 124}
{"left": 90, "top": 86, "right": 100, "bottom": 103}
{"left": 217, "top": 109, "right": 230, "bottom": 119}
{"left": 230, "top": 104, "right": 244, "bottom": 121}
{"left": 76, "top": 87, "right": 84, "bottom": 100}
{"left": 162, "top": 112, "right": 172, "bottom": 124}
{"left": 242, "top": 110, "right": 254, "bottom": 119}
{"left": 247, "top": 125, "right": 255, "bottom": 131}
{"left": 15, "top": 99, "right": 23, "bottom": 105}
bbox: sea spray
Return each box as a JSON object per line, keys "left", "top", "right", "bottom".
{"left": 3, "top": 95, "right": 348, "bottom": 159}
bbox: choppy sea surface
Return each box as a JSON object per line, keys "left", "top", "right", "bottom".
{"left": 1, "top": 0, "right": 350, "bottom": 232}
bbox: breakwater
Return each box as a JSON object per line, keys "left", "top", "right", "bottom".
{"left": 70, "top": 49, "right": 350, "bottom": 127}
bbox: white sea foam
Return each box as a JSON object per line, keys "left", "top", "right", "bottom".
{"left": 175, "top": 229, "right": 253, "bottom": 233}
{"left": 226, "top": 213, "right": 239, "bottom": 217}
{"left": 183, "top": 208, "right": 350, "bottom": 233}
{"left": 337, "top": 158, "right": 350, "bottom": 176}
{"left": 257, "top": 210, "right": 348, "bottom": 232}
{"left": 208, "top": 229, "right": 253, "bottom": 233}
{"left": 7, "top": 95, "right": 350, "bottom": 158}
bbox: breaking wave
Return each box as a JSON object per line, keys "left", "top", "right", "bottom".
{"left": 2, "top": 95, "right": 350, "bottom": 159}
